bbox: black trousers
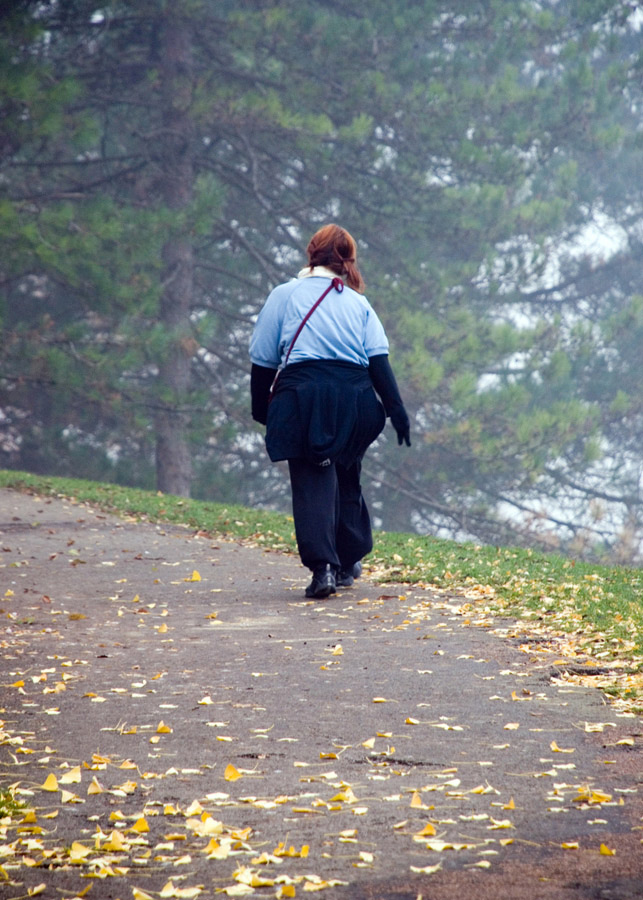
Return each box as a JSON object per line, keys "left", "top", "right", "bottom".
{"left": 288, "top": 457, "right": 373, "bottom": 572}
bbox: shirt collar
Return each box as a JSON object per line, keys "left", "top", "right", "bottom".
{"left": 297, "top": 265, "right": 339, "bottom": 280}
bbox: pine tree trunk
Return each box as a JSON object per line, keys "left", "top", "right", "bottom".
{"left": 155, "top": 11, "right": 194, "bottom": 497}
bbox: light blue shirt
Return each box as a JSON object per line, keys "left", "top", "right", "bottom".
{"left": 250, "top": 275, "right": 389, "bottom": 369}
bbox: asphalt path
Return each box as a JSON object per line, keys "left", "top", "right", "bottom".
{"left": 1, "top": 487, "right": 642, "bottom": 900}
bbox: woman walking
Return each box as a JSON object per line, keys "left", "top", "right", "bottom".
{"left": 250, "top": 224, "right": 410, "bottom": 598}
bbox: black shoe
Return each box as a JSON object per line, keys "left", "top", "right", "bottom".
{"left": 305, "top": 564, "right": 336, "bottom": 598}
{"left": 336, "top": 561, "right": 362, "bottom": 588}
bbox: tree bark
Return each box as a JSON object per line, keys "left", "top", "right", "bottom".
{"left": 155, "top": 10, "right": 194, "bottom": 497}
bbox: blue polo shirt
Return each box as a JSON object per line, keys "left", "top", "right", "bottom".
{"left": 250, "top": 275, "right": 389, "bottom": 369}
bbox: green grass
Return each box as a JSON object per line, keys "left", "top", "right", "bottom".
{"left": 2, "top": 469, "right": 642, "bottom": 672}
{"left": 0, "top": 787, "right": 24, "bottom": 818}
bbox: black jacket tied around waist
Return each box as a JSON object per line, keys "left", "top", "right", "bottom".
{"left": 265, "top": 359, "right": 385, "bottom": 467}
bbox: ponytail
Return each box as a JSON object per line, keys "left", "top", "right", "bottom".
{"left": 306, "top": 224, "right": 365, "bottom": 293}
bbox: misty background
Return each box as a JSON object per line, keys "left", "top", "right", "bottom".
{"left": 1, "top": 0, "right": 642, "bottom": 564}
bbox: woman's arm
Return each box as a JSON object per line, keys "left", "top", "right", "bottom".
{"left": 250, "top": 363, "right": 278, "bottom": 425}
{"left": 368, "top": 354, "right": 411, "bottom": 446}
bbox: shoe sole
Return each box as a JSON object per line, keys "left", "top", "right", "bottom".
{"left": 305, "top": 584, "right": 336, "bottom": 598}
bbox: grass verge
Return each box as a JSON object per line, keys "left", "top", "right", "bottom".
{"left": 1, "top": 469, "right": 642, "bottom": 710}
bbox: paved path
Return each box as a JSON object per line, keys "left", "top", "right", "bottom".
{"left": 0, "top": 487, "right": 642, "bottom": 899}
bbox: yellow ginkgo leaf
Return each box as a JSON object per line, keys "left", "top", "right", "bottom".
{"left": 61, "top": 790, "right": 83, "bottom": 804}
{"left": 410, "top": 791, "right": 425, "bottom": 809}
{"left": 503, "top": 797, "right": 516, "bottom": 810}
{"left": 415, "top": 822, "right": 437, "bottom": 836}
{"left": 101, "top": 830, "right": 126, "bottom": 852}
{"left": 277, "top": 886, "right": 296, "bottom": 899}
{"left": 133, "top": 889, "right": 155, "bottom": 900}
{"left": 41, "top": 773, "right": 59, "bottom": 792}
{"left": 21, "top": 810, "right": 37, "bottom": 824}
{"left": 184, "top": 800, "right": 203, "bottom": 816}
{"left": 224, "top": 764, "right": 242, "bottom": 782}
{"left": 551, "top": 741, "right": 575, "bottom": 754}
{"left": 60, "top": 766, "right": 82, "bottom": 784}
{"left": 319, "top": 752, "right": 337, "bottom": 759}
{"left": 405, "top": 717, "right": 420, "bottom": 725}
{"left": 221, "top": 885, "right": 254, "bottom": 897}
{"left": 362, "top": 738, "right": 375, "bottom": 749}
{"left": 330, "top": 787, "right": 357, "bottom": 804}
{"left": 130, "top": 817, "right": 149, "bottom": 833}
{"left": 69, "top": 842, "right": 92, "bottom": 862}
{"left": 157, "top": 623, "right": 168, "bottom": 634}
{"left": 161, "top": 882, "right": 203, "bottom": 899}
{"left": 561, "top": 842, "right": 579, "bottom": 850}
{"left": 599, "top": 843, "right": 615, "bottom": 856}
{"left": 410, "top": 863, "right": 441, "bottom": 874}
{"left": 88, "top": 776, "right": 104, "bottom": 795}
{"left": 185, "top": 570, "right": 201, "bottom": 582}
{"left": 157, "top": 721, "right": 173, "bottom": 734}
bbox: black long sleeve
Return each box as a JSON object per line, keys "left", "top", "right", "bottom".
{"left": 368, "top": 354, "right": 411, "bottom": 446}
{"left": 250, "top": 363, "right": 278, "bottom": 425}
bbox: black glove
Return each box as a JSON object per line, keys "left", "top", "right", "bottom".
{"left": 250, "top": 364, "right": 278, "bottom": 425}
{"left": 368, "top": 354, "right": 411, "bottom": 447}
{"left": 390, "top": 404, "right": 411, "bottom": 446}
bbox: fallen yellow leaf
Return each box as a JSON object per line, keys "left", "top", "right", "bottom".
{"left": 88, "top": 776, "right": 104, "bottom": 795}
{"left": 599, "top": 843, "right": 615, "bottom": 856}
{"left": 101, "top": 830, "right": 126, "bottom": 852}
{"left": 40, "top": 773, "right": 58, "bottom": 792}
{"left": 157, "top": 721, "right": 173, "bottom": 734}
{"left": 69, "top": 842, "right": 93, "bottom": 862}
{"left": 224, "top": 764, "right": 242, "bottom": 782}
{"left": 410, "top": 791, "right": 425, "bottom": 809}
{"left": 133, "top": 889, "right": 155, "bottom": 900}
{"left": 410, "top": 863, "right": 441, "bottom": 874}
{"left": 277, "top": 886, "right": 296, "bottom": 899}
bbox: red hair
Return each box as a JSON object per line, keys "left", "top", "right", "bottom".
{"left": 305, "top": 224, "right": 365, "bottom": 293}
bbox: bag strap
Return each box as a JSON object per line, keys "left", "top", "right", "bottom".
{"left": 282, "top": 276, "right": 344, "bottom": 367}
